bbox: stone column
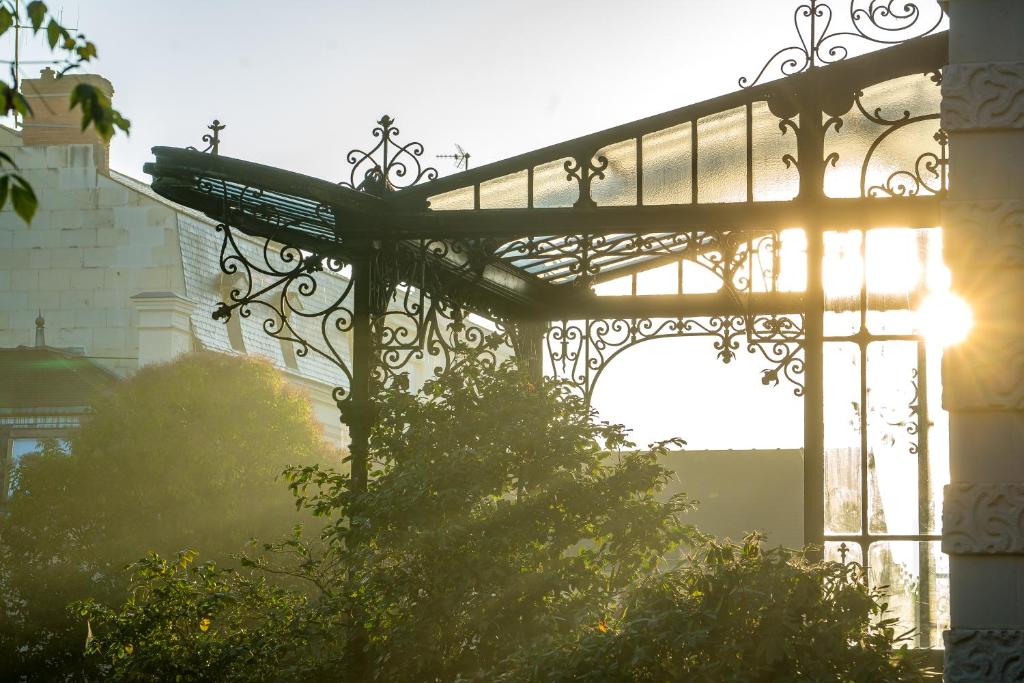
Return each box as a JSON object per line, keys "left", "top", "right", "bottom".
{"left": 130, "top": 291, "right": 196, "bottom": 367}
{"left": 940, "top": 0, "right": 1024, "bottom": 679}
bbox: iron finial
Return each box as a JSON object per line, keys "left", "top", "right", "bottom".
{"left": 35, "top": 310, "right": 45, "bottom": 347}
{"left": 188, "top": 119, "right": 226, "bottom": 155}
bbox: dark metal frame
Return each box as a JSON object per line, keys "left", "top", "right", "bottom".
{"left": 144, "top": 0, "right": 949, "bottom": 646}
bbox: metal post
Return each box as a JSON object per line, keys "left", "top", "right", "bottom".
{"left": 512, "top": 320, "right": 548, "bottom": 386}
{"left": 346, "top": 244, "right": 374, "bottom": 494}
{"left": 798, "top": 77, "right": 827, "bottom": 555}
{"left": 804, "top": 228, "right": 825, "bottom": 554}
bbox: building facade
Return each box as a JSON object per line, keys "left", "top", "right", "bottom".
{"left": 0, "top": 70, "right": 370, "bottom": 448}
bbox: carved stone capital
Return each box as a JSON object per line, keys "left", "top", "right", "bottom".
{"left": 944, "top": 200, "right": 1024, "bottom": 268}
{"left": 944, "top": 629, "right": 1024, "bottom": 681}
{"left": 941, "top": 62, "right": 1024, "bottom": 131}
{"left": 944, "top": 483, "right": 1024, "bottom": 554}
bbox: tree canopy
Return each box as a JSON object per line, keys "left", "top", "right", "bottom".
{"left": 76, "top": 360, "right": 931, "bottom": 682}
{"left": 0, "top": 352, "right": 338, "bottom": 678}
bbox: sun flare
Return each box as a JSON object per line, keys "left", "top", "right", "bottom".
{"left": 917, "top": 292, "right": 973, "bottom": 347}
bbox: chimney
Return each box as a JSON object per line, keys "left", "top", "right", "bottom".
{"left": 20, "top": 68, "right": 114, "bottom": 173}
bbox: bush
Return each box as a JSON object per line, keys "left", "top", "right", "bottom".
{"left": 76, "top": 360, "right": 930, "bottom": 682}
{"left": 0, "top": 352, "right": 338, "bottom": 679}
{"left": 506, "top": 535, "right": 930, "bottom": 682}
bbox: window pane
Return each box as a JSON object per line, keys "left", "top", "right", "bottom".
{"left": 868, "top": 541, "right": 949, "bottom": 649}
{"left": 533, "top": 158, "right": 577, "bottom": 208}
{"left": 824, "top": 342, "right": 862, "bottom": 534}
{"left": 825, "top": 541, "right": 863, "bottom": 566}
{"left": 752, "top": 101, "right": 798, "bottom": 201}
{"left": 591, "top": 139, "right": 637, "bottom": 207}
{"left": 480, "top": 171, "right": 528, "bottom": 209}
{"left": 7, "top": 438, "right": 68, "bottom": 495}
{"left": 866, "top": 341, "right": 919, "bottom": 535}
{"left": 824, "top": 74, "right": 942, "bottom": 199}
{"left": 642, "top": 122, "right": 692, "bottom": 205}
{"left": 427, "top": 186, "right": 474, "bottom": 211}
{"left": 697, "top": 106, "right": 746, "bottom": 203}
{"left": 824, "top": 230, "right": 863, "bottom": 337}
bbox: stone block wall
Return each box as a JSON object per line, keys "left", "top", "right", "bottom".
{"left": 0, "top": 128, "right": 182, "bottom": 377}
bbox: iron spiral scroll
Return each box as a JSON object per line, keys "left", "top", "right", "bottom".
{"left": 740, "top": 0, "right": 945, "bottom": 88}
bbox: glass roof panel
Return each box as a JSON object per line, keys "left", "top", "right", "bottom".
{"left": 533, "top": 157, "right": 577, "bottom": 208}
{"left": 428, "top": 186, "right": 474, "bottom": 210}
{"left": 752, "top": 101, "right": 799, "bottom": 201}
{"left": 824, "top": 72, "right": 942, "bottom": 199}
{"left": 641, "top": 122, "right": 693, "bottom": 206}
{"left": 480, "top": 171, "right": 529, "bottom": 209}
{"left": 697, "top": 105, "right": 748, "bottom": 203}
{"left": 591, "top": 139, "right": 638, "bottom": 207}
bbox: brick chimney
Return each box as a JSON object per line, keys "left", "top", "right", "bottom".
{"left": 20, "top": 68, "right": 114, "bottom": 173}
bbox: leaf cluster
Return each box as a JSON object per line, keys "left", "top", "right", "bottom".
{"left": 0, "top": 0, "right": 130, "bottom": 221}
{"left": 74, "top": 359, "right": 933, "bottom": 682}
{"left": 507, "top": 535, "right": 934, "bottom": 682}
{"left": 0, "top": 352, "right": 338, "bottom": 679}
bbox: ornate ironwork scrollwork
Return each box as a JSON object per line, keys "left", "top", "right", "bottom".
{"left": 740, "top": 0, "right": 945, "bottom": 88}
{"left": 564, "top": 151, "right": 609, "bottom": 208}
{"left": 186, "top": 119, "right": 225, "bottom": 155}
{"left": 496, "top": 230, "right": 781, "bottom": 295}
{"left": 546, "top": 314, "right": 805, "bottom": 404}
{"left": 212, "top": 222, "right": 356, "bottom": 403}
{"left": 341, "top": 114, "right": 439, "bottom": 195}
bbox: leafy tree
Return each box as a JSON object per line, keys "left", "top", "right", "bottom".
{"left": 75, "top": 360, "right": 930, "bottom": 682}
{"left": 0, "top": 352, "right": 338, "bottom": 679}
{"left": 0, "top": 0, "right": 130, "bottom": 221}
{"left": 504, "top": 535, "right": 932, "bottom": 682}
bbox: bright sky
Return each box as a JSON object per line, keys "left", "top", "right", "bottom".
{"left": 5, "top": 1, "right": 790, "bottom": 182}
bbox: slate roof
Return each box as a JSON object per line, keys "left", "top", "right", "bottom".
{"left": 111, "top": 171, "right": 351, "bottom": 391}
{"left": 0, "top": 346, "right": 119, "bottom": 411}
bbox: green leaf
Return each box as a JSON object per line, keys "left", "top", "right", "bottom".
{"left": 0, "top": 8, "right": 14, "bottom": 35}
{"left": 10, "top": 176, "right": 37, "bottom": 223}
{"left": 26, "top": 1, "right": 46, "bottom": 31}
{"left": 46, "top": 19, "right": 59, "bottom": 49}
{"left": 11, "top": 91, "right": 32, "bottom": 118}
{"left": 0, "top": 175, "right": 10, "bottom": 212}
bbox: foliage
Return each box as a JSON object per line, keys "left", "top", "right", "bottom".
{"left": 0, "top": 352, "right": 337, "bottom": 679}
{"left": 75, "top": 360, "right": 931, "bottom": 682}
{"left": 0, "top": 0, "right": 130, "bottom": 221}
{"left": 78, "top": 360, "right": 692, "bottom": 681}
{"left": 74, "top": 551, "right": 319, "bottom": 683}
{"left": 503, "top": 535, "right": 932, "bottom": 683}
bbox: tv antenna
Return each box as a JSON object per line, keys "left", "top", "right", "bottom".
{"left": 436, "top": 143, "right": 470, "bottom": 171}
{"left": 3, "top": 1, "right": 77, "bottom": 127}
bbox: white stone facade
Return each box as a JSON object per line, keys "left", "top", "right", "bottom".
{"left": 0, "top": 125, "right": 353, "bottom": 444}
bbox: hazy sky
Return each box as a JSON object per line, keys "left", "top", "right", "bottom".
{"left": 7, "top": 1, "right": 794, "bottom": 182}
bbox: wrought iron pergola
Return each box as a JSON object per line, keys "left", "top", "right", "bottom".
{"left": 145, "top": 0, "right": 950, "bottom": 645}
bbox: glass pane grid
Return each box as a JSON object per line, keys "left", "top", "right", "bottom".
{"left": 823, "top": 226, "right": 951, "bottom": 650}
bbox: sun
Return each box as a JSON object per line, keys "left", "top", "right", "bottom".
{"left": 917, "top": 291, "right": 973, "bottom": 347}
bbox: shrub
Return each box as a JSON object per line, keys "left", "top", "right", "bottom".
{"left": 76, "top": 360, "right": 930, "bottom": 682}
{"left": 0, "top": 352, "right": 337, "bottom": 678}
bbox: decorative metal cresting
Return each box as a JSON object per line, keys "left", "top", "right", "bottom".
{"left": 547, "top": 313, "right": 805, "bottom": 405}
{"left": 341, "top": 114, "right": 439, "bottom": 195}
{"left": 186, "top": 119, "right": 225, "bottom": 155}
{"left": 739, "top": 0, "right": 945, "bottom": 88}
{"left": 858, "top": 97, "right": 948, "bottom": 198}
